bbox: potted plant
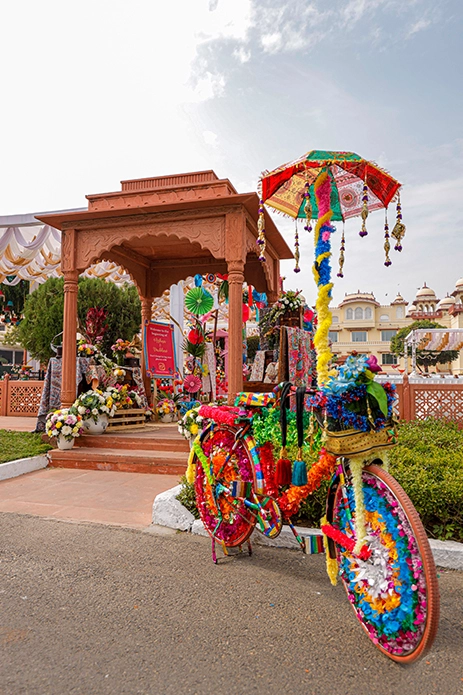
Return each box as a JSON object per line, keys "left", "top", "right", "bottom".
{"left": 72, "top": 389, "right": 117, "bottom": 434}
{"left": 156, "top": 398, "right": 176, "bottom": 423}
{"left": 46, "top": 408, "right": 84, "bottom": 450}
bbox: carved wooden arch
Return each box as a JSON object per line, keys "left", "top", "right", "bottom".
{"left": 71, "top": 215, "right": 226, "bottom": 275}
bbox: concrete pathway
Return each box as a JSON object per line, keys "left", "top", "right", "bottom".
{"left": 0, "top": 416, "right": 37, "bottom": 431}
{"left": 0, "top": 468, "right": 180, "bottom": 528}
{"left": 1, "top": 513, "right": 463, "bottom": 695}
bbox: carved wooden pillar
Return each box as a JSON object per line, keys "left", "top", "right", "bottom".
{"left": 227, "top": 260, "right": 244, "bottom": 404}
{"left": 140, "top": 296, "right": 153, "bottom": 406}
{"left": 61, "top": 269, "right": 79, "bottom": 407}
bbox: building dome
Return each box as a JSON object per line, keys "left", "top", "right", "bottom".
{"left": 406, "top": 303, "right": 417, "bottom": 316}
{"left": 455, "top": 278, "right": 463, "bottom": 290}
{"left": 438, "top": 295, "right": 456, "bottom": 310}
{"left": 415, "top": 283, "right": 436, "bottom": 300}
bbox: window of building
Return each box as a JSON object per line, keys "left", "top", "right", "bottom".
{"left": 382, "top": 353, "right": 398, "bottom": 365}
{"left": 380, "top": 313, "right": 389, "bottom": 321}
{"left": 381, "top": 330, "right": 397, "bottom": 342}
{"left": 351, "top": 331, "right": 367, "bottom": 342}
{"left": 332, "top": 316, "right": 339, "bottom": 323}
{"left": 364, "top": 307, "right": 372, "bottom": 319}
{"left": 354, "top": 307, "right": 363, "bottom": 320}
{"left": 0, "top": 350, "right": 13, "bottom": 365}
{"left": 328, "top": 331, "right": 338, "bottom": 342}
{"left": 396, "top": 307, "right": 404, "bottom": 318}
{"left": 346, "top": 308, "right": 353, "bottom": 320}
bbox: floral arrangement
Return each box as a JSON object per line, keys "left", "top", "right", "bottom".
{"left": 177, "top": 404, "right": 204, "bottom": 440}
{"left": 11, "top": 364, "right": 33, "bottom": 379}
{"left": 156, "top": 398, "right": 176, "bottom": 416}
{"left": 105, "top": 384, "right": 143, "bottom": 409}
{"left": 307, "top": 354, "right": 395, "bottom": 433}
{"left": 111, "top": 338, "right": 131, "bottom": 355}
{"left": 77, "top": 340, "right": 98, "bottom": 357}
{"left": 259, "top": 290, "right": 306, "bottom": 350}
{"left": 72, "top": 389, "right": 117, "bottom": 422}
{"left": 46, "top": 408, "right": 84, "bottom": 441}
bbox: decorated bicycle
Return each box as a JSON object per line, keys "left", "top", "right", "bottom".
{"left": 186, "top": 151, "right": 439, "bottom": 663}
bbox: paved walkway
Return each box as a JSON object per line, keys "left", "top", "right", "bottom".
{"left": 0, "top": 468, "right": 180, "bottom": 528}
{"left": 0, "top": 416, "right": 37, "bottom": 431}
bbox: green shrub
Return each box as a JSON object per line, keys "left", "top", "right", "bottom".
{"left": 176, "top": 475, "right": 200, "bottom": 519}
{"left": 389, "top": 419, "right": 463, "bottom": 542}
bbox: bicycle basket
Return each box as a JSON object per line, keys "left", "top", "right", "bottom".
{"left": 323, "top": 423, "right": 398, "bottom": 457}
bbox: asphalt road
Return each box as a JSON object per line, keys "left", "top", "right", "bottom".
{"left": 1, "top": 513, "right": 462, "bottom": 695}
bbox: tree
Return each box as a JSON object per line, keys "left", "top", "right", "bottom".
{"left": 390, "top": 319, "right": 459, "bottom": 372}
{"left": 0, "top": 280, "right": 29, "bottom": 315}
{"left": 18, "top": 277, "right": 141, "bottom": 363}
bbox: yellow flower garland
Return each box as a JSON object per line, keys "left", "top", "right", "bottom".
{"left": 349, "top": 456, "right": 367, "bottom": 555}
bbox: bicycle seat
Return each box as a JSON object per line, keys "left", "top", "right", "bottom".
{"left": 234, "top": 392, "right": 276, "bottom": 408}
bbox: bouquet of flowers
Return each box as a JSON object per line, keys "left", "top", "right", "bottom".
{"left": 177, "top": 404, "right": 204, "bottom": 440}
{"left": 11, "top": 364, "right": 33, "bottom": 380}
{"left": 46, "top": 408, "right": 84, "bottom": 441}
{"left": 105, "top": 384, "right": 144, "bottom": 410}
{"left": 156, "top": 398, "right": 176, "bottom": 417}
{"left": 77, "top": 340, "right": 98, "bottom": 357}
{"left": 72, "top": 389, "right": 117, "bottom": 422}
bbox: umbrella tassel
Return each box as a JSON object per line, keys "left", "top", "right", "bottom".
{"left": 257, "top": 199, "right": 267, "bottom": 261}
{"left": 392, "top": 193, "right": 406, "bottom": 251}
{"left": 359, "top": 180, "right": 368, "bottom": 237}
{"left": 337, "top": 223, "right": 345, "bottom": 278}
{"left": 303, "top": 178, "right": 313, "bottom": 233}
{"left": 384, "top": 210, "right": 392, "bottom": 267}
{"left": 294, "top": 220, "right": 301, "bottom": 273}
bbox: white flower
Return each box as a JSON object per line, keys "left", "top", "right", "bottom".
{"left": 52, "top": 429, "right": 59, "bottom": 437}
{"left": 92, "top": 408, "right": 98, "bottom": 415}
{"left": 78, "top": 406, "right": 86, "bottom": 415}
{"left": 62, "top": 425, "right": 72, "bottom": 436}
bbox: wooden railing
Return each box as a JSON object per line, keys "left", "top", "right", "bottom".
{"left": 0, "top": 374, "right": 44, "bottom": 417}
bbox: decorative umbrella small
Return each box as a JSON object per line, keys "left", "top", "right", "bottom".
{"left": 185, "top": 287, "right": 214, "bottom": 316}
{"left": 258, "top": 150, "right": 405, "bottom": 383}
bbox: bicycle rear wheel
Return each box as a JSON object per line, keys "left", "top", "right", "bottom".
{"left": 194, "top": 425, "right": 256, "bottom": 548}
{"left": 331, "top": 463, "right": 439, "bottom": 663}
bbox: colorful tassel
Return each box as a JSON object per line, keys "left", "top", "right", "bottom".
{"left": 303, "top": 177, "right": 313, "bottom": 233}
{"left": 275, "top": 449, "right": 292, "bottom": 486}
{"left": 359, "top": 179, "right": 368, "bottom": 237}
{"left": 392, "top": 192, "right": 405, "bottom": 251}
{"left": 257, "top": 199, "right": 267, "bottom": 261}
{"left": 294, "top": 220, "right": 301, "bottom": 273}
{"left": 337, "top": 223, "right": 345, "bottom": 278}
{"left": 292, "top": 455, "right": 308, "bottom": 486}
{"left": 384, "top": 209, "right": 392, "bottom": 267}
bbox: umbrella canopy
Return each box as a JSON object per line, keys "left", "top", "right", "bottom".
{"left": 258, "top": 150, "right": 405, "bottom": 384}
{"left": 260, "top": 150, "right": 400, "bottom": 221}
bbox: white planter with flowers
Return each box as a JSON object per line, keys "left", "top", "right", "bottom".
{"left": 46, "top": 409, "right": 85, "bottom": 450}
{"left": 72, "top": 389, "right": 117, "bottom": 435}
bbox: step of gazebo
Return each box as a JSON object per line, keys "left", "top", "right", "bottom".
{"left": 48, "top": 447, "right": 188, "bottom": 475}
{"left": 74, "top": 432, "right": 190, "bottom": 453}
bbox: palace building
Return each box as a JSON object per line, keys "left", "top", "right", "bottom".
{"left": 329, "top": 278, "right": 463, "bottom": 374}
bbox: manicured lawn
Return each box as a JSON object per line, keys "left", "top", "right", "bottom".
{"left": 0, "top": 431, "right": 52, "bottom": 464}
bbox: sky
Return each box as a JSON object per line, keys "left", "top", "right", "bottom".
{"left": 1, "top": 0, "right": 462, "bottom": 307}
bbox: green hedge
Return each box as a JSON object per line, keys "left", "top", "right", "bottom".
{"left": 177, "top": 418, "right": 463, "bottom": 543}
{"left": 0, "top": 431, "right": 52, "bottom": 464}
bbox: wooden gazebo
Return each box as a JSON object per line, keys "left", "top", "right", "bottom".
{"left": 38, "top": 170, "right": 292, "bottom": 406}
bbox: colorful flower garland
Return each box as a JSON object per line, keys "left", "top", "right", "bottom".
{"left": 199, "top": 404, "right": 242, "bottom": 426}
{"left": 312, "top": 170, "right": 335, "bottom": 384}
{"left": 278, "top": 448, "right": 337, "bottom": 519}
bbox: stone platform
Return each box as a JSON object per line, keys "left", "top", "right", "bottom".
{"left": 48, "top": 422, "right": 189, "bottom": 475}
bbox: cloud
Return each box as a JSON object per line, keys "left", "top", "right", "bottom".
{"left": 202, "top": 130, "right": 219, "bottom": 146}
{"left": 406, "top": 17, "right": 432, "bottom": 37}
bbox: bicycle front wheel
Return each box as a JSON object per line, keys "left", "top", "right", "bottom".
{"left": 194, "top": 425, "right": 256, "bottom": 548}
{"left": 332, "top": 463, "right": 440, "bottom": 663}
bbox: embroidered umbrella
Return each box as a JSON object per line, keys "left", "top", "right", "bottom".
{"left": 257, "top": 150, "right": 404, "bottom": 383}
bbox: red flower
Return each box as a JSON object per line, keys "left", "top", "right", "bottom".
{"left": 188, "top": 329, "right": 204, "bottom": 345}
{"left": 183, "top": 374, "right": 202, "bottom": 393}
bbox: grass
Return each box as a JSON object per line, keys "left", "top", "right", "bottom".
{"left": 0, "top": 430, "right": 52, "bottom": 464}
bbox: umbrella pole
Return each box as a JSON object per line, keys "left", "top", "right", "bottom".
{"left": 312, "top": 170, "right": 335, "bottom": 385}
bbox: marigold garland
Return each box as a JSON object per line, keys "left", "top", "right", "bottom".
{"left": 185, "top": 435, "right": 201, "bottom": 483}
{"left": 349, "top": 456, "right": 367, "bottom": 555}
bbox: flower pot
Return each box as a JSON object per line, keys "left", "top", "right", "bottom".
{"left": 83, "top": 414, "right": 109, "bottom": 435}
{"left": 56, "top": 435, "right": 74, "bottom": 450}
{"left": 159, "top": 413, "right": 174, "bottom": 423}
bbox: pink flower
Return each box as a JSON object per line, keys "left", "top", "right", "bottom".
{"left": 183, "top": 374, "right": 202, "bottom": 393}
